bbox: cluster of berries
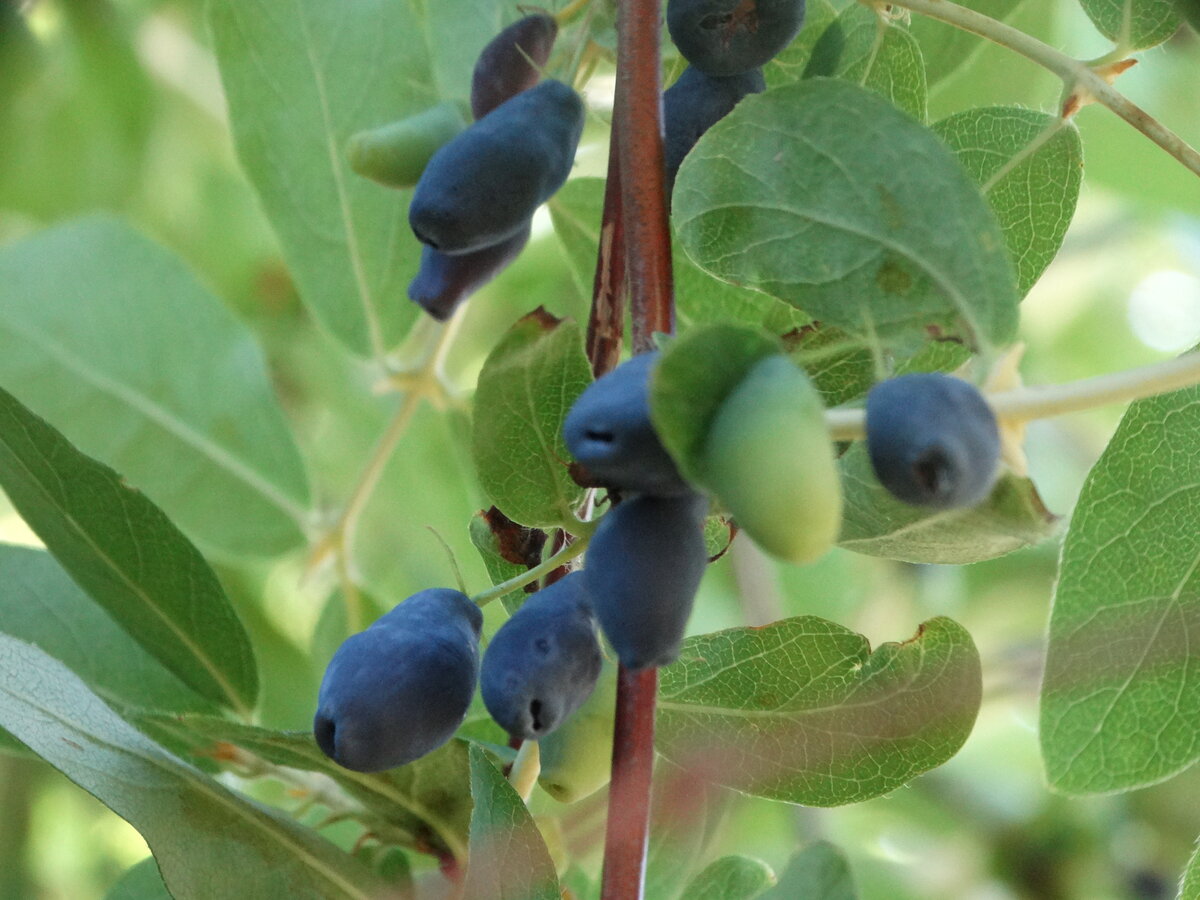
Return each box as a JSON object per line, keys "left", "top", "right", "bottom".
{"left": 314, "top": 343, "right": 1001, "bottom": 779}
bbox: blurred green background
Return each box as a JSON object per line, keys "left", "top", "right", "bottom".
{"left": 1, "top": 0, "right": 1199, "bottom": 897}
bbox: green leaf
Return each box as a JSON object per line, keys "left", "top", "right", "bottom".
{"left": 764, "top": 0, "right": 839, "bottom": 88}
{"left": 909, "top": 0, "right": 1026, "bottom": 85}
{"left": 683, "top": 855, "right": 777, "bottom": 900}
{"left": 1078, "top": 0, "right": 1182, "bottom": 49}
{"left": 761, "top": 842, "right": 857, "bottom": 900}
{"left": 0, "top": 545, "right": 211, "bottom": 718}
{"left": 644, "top": 766, "right": 727, "bottom": 900}
{"left": 471, "top": 309, "right": 592, "bottom": 530}
{"left": 786, "top": 325, "right": 877, "bottom": 408}
{"left": 105, "top": 858, "right": 170, "bottom": 900}
{"left": 208, "top": 0, "right": 506, "bottom": 356}
{"left": 933, "top": 108, "right": 1083, "bottom": 296}
{"left": 1041, "top": 381, "right": 1200, "bottom": 794}
{"left": 139, "top": 715, "right": 473, "bottom": 863}
{"left": 463, "top": 745, "right": 559, "bottom": 900}
{"left": 548, "top": 178, "right": 606, "bottom": 301}
{"left": 1183, "top": 843, "right": 1200, "bottom": 900}
{"left": 837, "top": 442, "right": 1059, "bottom": 563}
{"left": 657, "top": 616, "right": 982, "bottom": 806}
{"left": 0, "top": 217, "right": 311, "bottom": 558}
{"left": 468, "top": 508, "right": 546, "bottom": 615}
{"left": 674, "top": 79, "right": 1019, "bottom": 357}
{"left": 0, "top": 635, "right": 383, "bottom": 899}
{"left": 0, "top": 386, "right": 257, "bottom": 714}
{"left": 651, "top": 323, "right": 782, "bottom": 484}
{"left": 804, "top": 6, "right": 928, "bottom": 121}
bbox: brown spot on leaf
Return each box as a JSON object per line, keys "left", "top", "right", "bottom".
{"left": 481, "top": 506, "right": 547, "bottom": 569}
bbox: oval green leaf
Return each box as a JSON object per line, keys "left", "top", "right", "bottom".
{"left": 208, "top": 0, "right": 507, "bottom": 357}
{"left": 674, "top": 79, "right": 1019, "bottom": 357}
{"left": 1041, "top": 377, "right": 1200, "bottom": 794}
{"left": 804, "top": 5, "right": 928, "bottom": 121}
{"left": 684, "top": 855, "right": 777, "bottom": 900}
{"left": 0, "top": 218, "right": 312, "bottom": 558}
{"left": 934, "top": 107, "right": 1083, "bottom": 296}
{"left": 1078, "top": 0, "right": 1181, "bottom": 49}
{"left": 0, "top": 386, "right": 257, "bottom": 713}
{"left": 657, "top": 616, "right": 982, "bottom": 806}
{"left": 464, "top": 745, "right": 560, "bottom": 900}
{"left": 471, "top": 309, "right": 592, "bottom": 530}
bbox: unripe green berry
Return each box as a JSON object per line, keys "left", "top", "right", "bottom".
{"left": 701, "top": 354, "right": 841, "bottom": 563}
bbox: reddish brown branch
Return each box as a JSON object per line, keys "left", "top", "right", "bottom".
{"left": 585, "top": 135, "right": 626, "bottom": 379}
{"left": 601, "top": 666, "right": 659, "bottom": 900}
{"left": 614, "top": 0, "right": 674, "bottom": 354}
{"left": 596, "top": 1, "right": 675, "bottom": 898}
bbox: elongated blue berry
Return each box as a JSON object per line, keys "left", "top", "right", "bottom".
{"left": 409, "top": 79, "right": 583, "bottom": 255}
{"left": 664, "top": 65, "right": 765, "bottom": 190}
{"left": 584, "top": 492, "right": 709, "bottom": 669}
{"left": 408, "top": 223, "right": 531, "bottom": 321}
{"left": 563, "top": 352, "right": 692, "bottom": 497}
{"left": 313, "top": 588, "right": 482, "bottom": 772}
{"left": 480, "top": 571, "right": 603, "bottom": 740}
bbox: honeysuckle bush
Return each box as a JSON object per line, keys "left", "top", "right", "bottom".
{"left": 0, "top": 0, "right": 1199, "bottom": 898}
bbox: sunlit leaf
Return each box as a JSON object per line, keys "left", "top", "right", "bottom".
{"left": 934, "top": 108, "right": 1082, "bottom": 295}
{"left": 0, "top": 218, "right": 311, "bottom": 557}
{"left": 764, "top": 0, "right": 839, "bottom": 87}
{"left": 0, "top": 636, "right": 382, "bottom": 899}
{"left": 657, "top": 617, "right": 982, "bottom": 805}
{"left": 1041, "top": 379, "right": 1200, "bottom": 793}
{"left": 0, "top": 387, "right": 257, "bottom": 713}
{"left": 0, "top": 545, "right": 210, "bottom": 719}
{"left": 209, "top": 0, "right": 508, "bottom": 356}
{"left": 1078, "top": 0, "right": 1181, "bottom": 49}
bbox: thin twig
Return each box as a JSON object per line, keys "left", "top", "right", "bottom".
{"left": 877, "top": 0, "right": 1200, "bottom": 178}
{"left": 825, "top": 351, "right": 1200, "bottom": 441}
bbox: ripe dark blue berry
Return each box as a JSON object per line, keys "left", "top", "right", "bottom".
{"left": 584, "top": 492, "right": 709, "bottom": 670}
{"left": 667, "top": 0, "right": 806, "bottom": 77}
{"left": 563, "top": 352, "right": 692, "bottom": 497}
{"left": 471, "top": 14, "right": 559, "bottom": 120}
{"left": 408, "top": 223, "right": 530, "bottom": 321}
{"left": 664, "top": 65, "right": 765, "bottom": 190}
{"left": 313, "top": 588, "right": 482, "bottom": 772}
{"left": 865, "top": 373, "right": 1001, "bottom": 509}
{"left": 480, "top": 571, "right": 603, "bottom": 740}
{"left": 408, "top": 79, "right": 583, "bottom": 255}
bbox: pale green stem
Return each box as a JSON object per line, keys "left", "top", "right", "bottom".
{"left": 508, "top": 740, "right": 542, "bottom": 802}
{"left": 470, "top": 534, "right": 592, "bottom": 607}
{"left": 825, "top": 352, "right": 1200, "bottom": 441}
{"left": 873, "top": 0, "right": 1200, "bottom": 179}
